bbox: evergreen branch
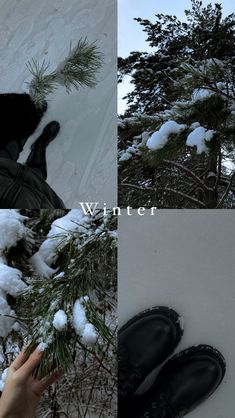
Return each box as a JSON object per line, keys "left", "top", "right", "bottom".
{"left": 56, "top": 38, "right": 104, "bottom": 91}
{"left": 163, "top": 159, "right": 213, "bottom": 191}
{"left": 21, "top": 218, "right": 116, "bottom": 378}
{"left": 27, "top": 38, "right": 104, "bottom": 107}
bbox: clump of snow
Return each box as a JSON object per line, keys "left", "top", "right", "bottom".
{"left": 192, "top": 88, "right": 214, "bottom": 102}
{"left": 0, "top": 210, "right": 33, "bottom": 255}
{"left": 30, "top": 209, "right": 90, "bottom": 277}
{"left": 54, "top": 272, "right": 65, "bottom": 279}
{"left": 119, "top": 131, "right": 151, "bottom": 163}
{"left": 0, "top": 255, "right": 27, "bottom": 338}
{"left": 37, "top": 342, "right": 48, "bottom": 352}
{"left": 30, "top": 253, "right": 57, "bottom": 279}
{"left": 147, "top": 120, "right": 187, "bottom": 151}
{"left": 0, "top": 368, "right": 8, "bottom": 392}
{"left": 81, "top": 323, "right": 97, "bottom": 345}
{"left": 186, "top": 126, "right": 215, "bottom": 154}
{"left": 73, "top": 298, "right": 97, "bottom": 346}
{"left": 190, "top": 122, "right": 201, "bottom": 130}
{"left": 0, "top": 290, "right": 16, "bottom": 338}
{"left": 0, "top": 265, "right": 27, "bottom": 297}
{"left": 53, "top": 310, "right": 68, "bottom": 331}
{"left": 119, "top": 152, "right": 132, "bottom": 162}
{"left": 73, "top": 299, "right": 87, "bottom": 334}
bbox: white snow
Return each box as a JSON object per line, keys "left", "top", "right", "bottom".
{"left": 0, "top": 0, "right": 116, "bottom": 207}
{"left": 0, "top": 210, "right": 32, "bottom": 255}
{"left": 186, "top": 126, "right": 215, "bottom": 154}
{"left": 73, "top": 298, "right": 97, "bottom": 345}
{"left": 30, "top": 252, "right": 57, "bottom": 279}
{"left": 119, "top": 211, "right": 235, "bottom": 418}
{"left": 0, "top": 290, "right": 16, "bottom": 338}
{"left": 30, "top": 209, "right": 90, "bottom": 277}
{"left": 52, "top": 309, "right": 67, "bottom": 331}
{"left": 0, "top": 368, "right": 8, "bottom": 392}
{"left": 73, "top": 299, "right": 87, "bottom": 334}
{"left": 0, "top": 265, "right": 26, "bottom": 337}
{"left": 119, "top": 151, "right": 132, "bottom": 162}
{"left": 37, "top": 342, "right": 48, "bottom": 352}
{"left": 146, "top": 120, "right": 187, "bottom": 151}
{"left": 0, "top": 265, "right": 27, "bottom": 297}
{"left": 81, "top": 323, "right": 97, "bottom": 345}
{"left": 192, "top": 88, "right": 214, "bottom": 102}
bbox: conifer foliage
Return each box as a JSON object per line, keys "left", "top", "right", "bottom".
{"left": 0, "top": 209, "right": 117, "bottom": 417}
{"left": 28, "top": 38, "right": 104, "bottom": 108}
{"left": 118, "top": 1, "right": 235, "bottom": 208}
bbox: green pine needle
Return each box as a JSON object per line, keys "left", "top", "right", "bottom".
{"left": 27, "top": 38, "right": 104, "bottom": 107}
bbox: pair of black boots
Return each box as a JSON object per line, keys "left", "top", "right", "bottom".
{"left": 118, "top": 307, "right": 225, "bottom": 417}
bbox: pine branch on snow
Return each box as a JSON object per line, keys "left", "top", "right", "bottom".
{"left": 27, "top": 38, "right": 104, "bottom": 108}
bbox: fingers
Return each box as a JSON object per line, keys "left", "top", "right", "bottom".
{"left": 17, "top": 348, "right": 43, "bottom": 379}
{"left": 36, "top": 369, "right": 64, "bottom": 393}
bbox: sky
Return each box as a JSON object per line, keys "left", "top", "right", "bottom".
{"left": 118, "top": 0, "right": 234, "bottom": 113}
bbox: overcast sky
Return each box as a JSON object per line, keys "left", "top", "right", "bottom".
{"left": 118, "top": 0, "right": 234, "bottom": 113}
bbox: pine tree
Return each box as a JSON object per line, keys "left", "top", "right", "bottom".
{"left": 118, "top": 1, "right": 235, "bottom": 208}
{"left": 0, "top": 209, "right": 117, "bottom": 417}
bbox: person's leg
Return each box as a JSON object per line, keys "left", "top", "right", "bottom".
{"left": 130, "top": 345, "right": 226, "bottom": 418}
{"left": 25, "top": 121, "right": 60, "bottom": 180}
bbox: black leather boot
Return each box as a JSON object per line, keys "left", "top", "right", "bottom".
{"left": 26, "top": 121, "right": 60, "bottom": 179}
{"left": 118, "top": 307, "right": 184, "bottom": 409}
{"left": 131, "top": 345, "right": 226, "bottom": 418}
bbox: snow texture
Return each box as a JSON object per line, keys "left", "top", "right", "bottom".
{"left": 0, "top": 265, "right": 27, "bottom": 297}
{"left": 0, "top": 368, "right": 8, "bottom": 392}
{"left": 0, "top": 210, "right": 30, "bottom": 254}
{"left": 147, "top": 120, "right": 187, "bottom": 151}
{"left": 186, "top": 126, "right": 215, "bottom": 154}
{"left": 119, "top": 211, "right": 234, "bottom": 418}
{"left": 0, "top": 290, "right": 16, "bottom": 338}
{"left": 73, "top": 298, "right": 97, "bottom": 345}
{"left": 0, "top": 265, "right": 27, "bottom": 337}
{"left": 37, "top": 342, "right": 48, "bottom": 352}
{"left": 30, "top": 209, "right": 90, "bottom": 277}
{"left": 192, "top": 88, "right": 214, "bottom": 102}
{"left": 0, "top": 0, "right": 117, "bottom": 207}
{"left": 53, "top": 309, "right": 67, "bottom": 331}
{"left": 0, "top": 210, "right": 29, "bottom": 338}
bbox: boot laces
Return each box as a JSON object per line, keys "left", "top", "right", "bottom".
{"left": 118, "top": 345, "right": 142, "bottom": 397}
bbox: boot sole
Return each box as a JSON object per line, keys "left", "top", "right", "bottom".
{"left": 119, "top": 306, "right": 184, "bottom": 361}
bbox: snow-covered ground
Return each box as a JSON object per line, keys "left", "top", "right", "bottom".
{"left": 119, "top": 210, "right": 235, "bottom": 418}
{"left": 0, "top": 0, "right": 117, "bottom": 207}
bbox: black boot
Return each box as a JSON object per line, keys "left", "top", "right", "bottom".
{"left": 26, "top": 121, "right": 60, "bottom": 179}
{"left": 118, "top": 307, "right": 184, "bottom": 409}
{"left": 131, "top": 345, "right": 226, "bottom": 418}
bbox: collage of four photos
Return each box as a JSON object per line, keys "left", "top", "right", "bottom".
{"left": 0, "top": 0, "right": 234, "bottom": 417}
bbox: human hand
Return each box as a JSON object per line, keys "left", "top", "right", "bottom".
{"left": 0, "top": 347, "right": 64, "bottom": 418}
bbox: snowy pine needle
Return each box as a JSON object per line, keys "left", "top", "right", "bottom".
{"left": 27, "top": 60, "right": 58, "bottom": 108}
{"left": 27, "top": 38, "right": 104, "bottom": 107}
{"left": 56, "top": 38, "right": 104, "bottom": 90}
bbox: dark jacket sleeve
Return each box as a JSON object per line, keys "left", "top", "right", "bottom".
{"left": 0, "top": 158, "right": 65, "bottom": 209}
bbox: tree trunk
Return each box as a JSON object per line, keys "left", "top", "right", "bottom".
{"left": 204, "top": 139, "right": 219, "bottom": 208}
